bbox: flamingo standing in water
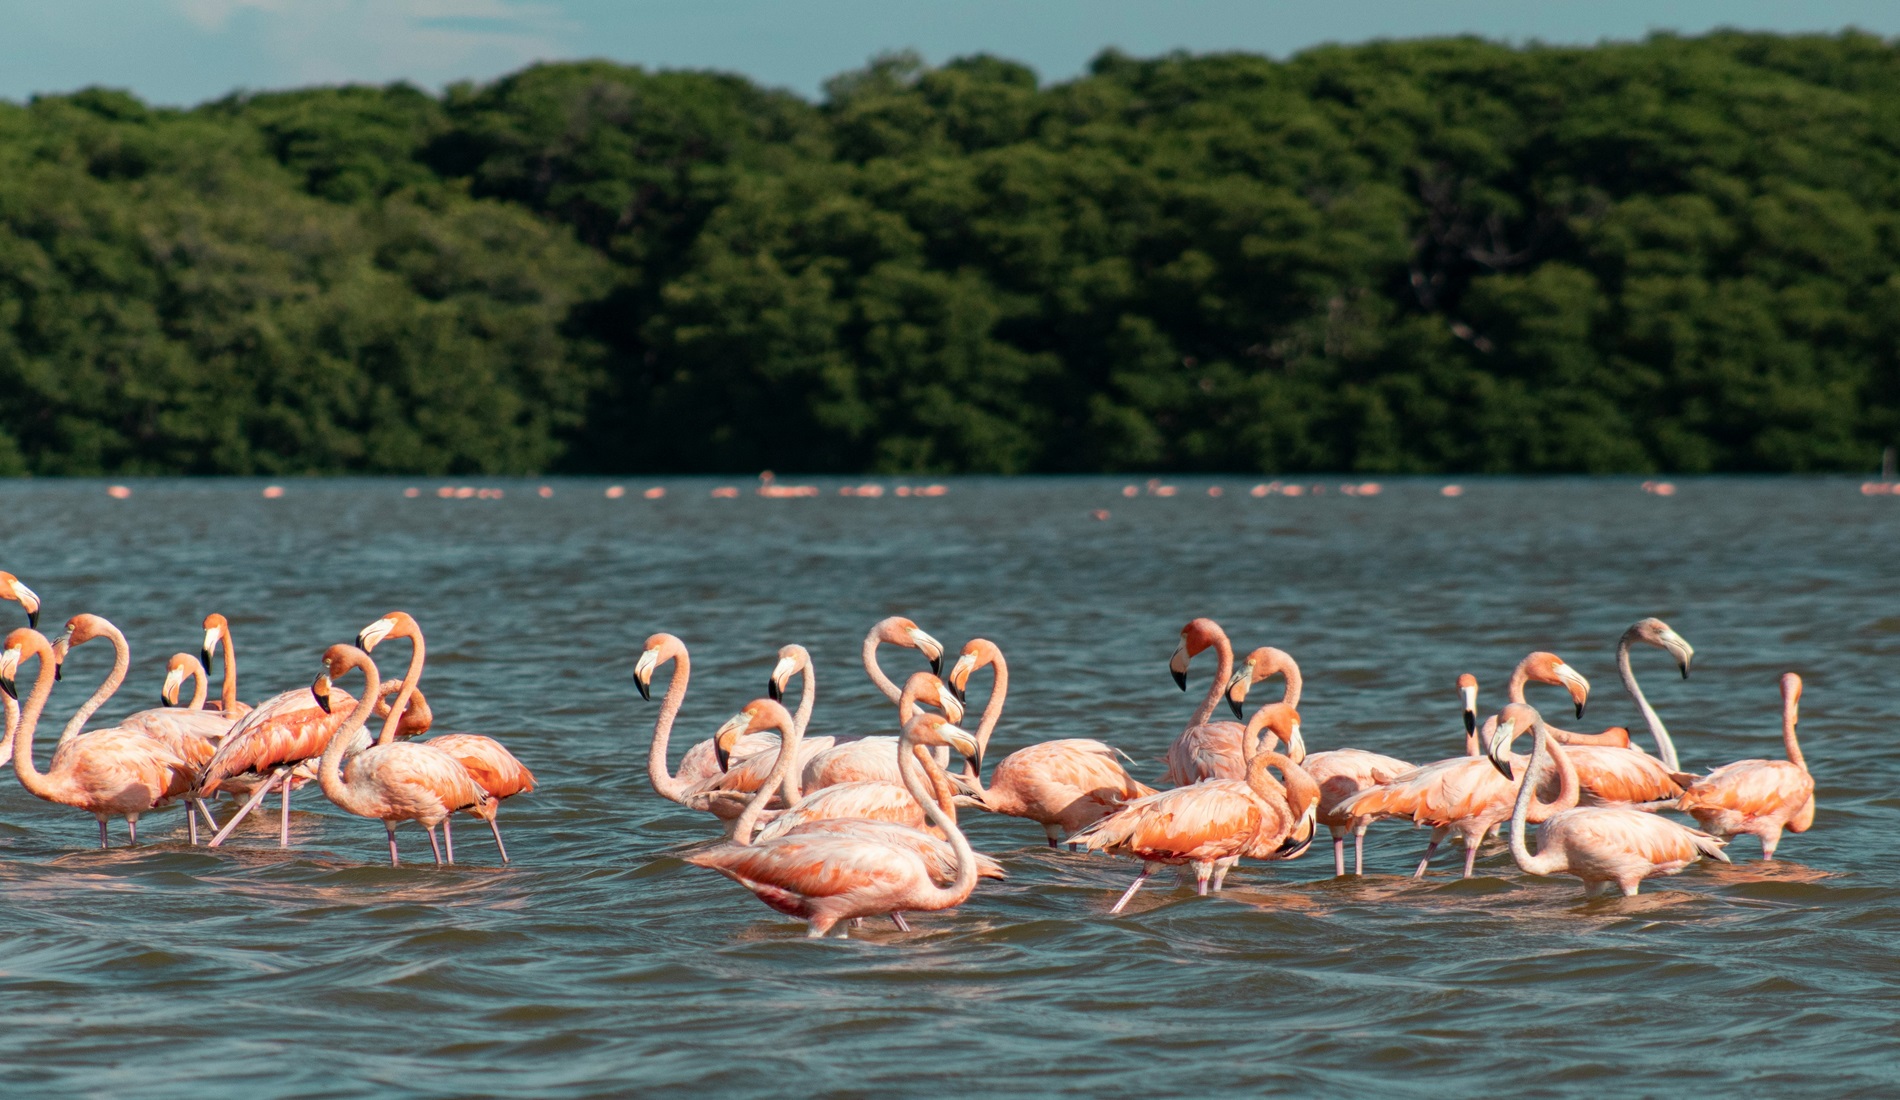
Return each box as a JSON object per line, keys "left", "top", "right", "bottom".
{"left": 356, "top": 612, "right": 535, "bottom": 862}
{"left": 1161, "top": 619, "right": 1250, "bottom": 786}
{"left": 1, "top": 629, "right": 202, "bottom": 847}
{"left": 310, "top": 644, "right": 487, "bottom": 865}
{"left": 1510, "top": 641, "right": 1694, "bottom": 807}
{"left": 1677, "top": 673, "right": 1815, "bottom": 859}
{"left": 686, "top": 709, "right": 987, "bottom": 938}
{"left": 200, "top": 668, "right": 366, "bottom": 847}
{"left": 199, "top": 613, "right": 251, "bottom": 718}
{"left": 949, "top": 638, "right": 1155, "bottom": 847}
{"left": 1486, "top": 703, "right": 1726, "bottom": 896}
{"left": 1073, "top": 703, "right": 1320, "bottom": 911}
{"left": 670, "top": 643, "right": 816, "bottom": 787}
{"left": 0, "top": 572, "right": 40, "bottom": 755}
{"left": 797, "top": 672, "right": 963, "bottom": 791}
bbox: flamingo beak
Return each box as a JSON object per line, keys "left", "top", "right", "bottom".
{"left": 941, "top": 724, "right": 979, "bottom": 764}
{"left": 201, "top": 627, "right": 221, "bottom": 675}
{"left": 1555, "top": 663, "right": 1590, "bottom": 719}
{"left": 1460, "top": 684, "right": 1478, "bottom": 735}
{"left": 633, "top": 650, "right": 658, "bottom": 702}
{"left": 162, "top": 666, "right": 186, "bottom": 707}
{"left": 0, "top": 646, "right": 19, "bottom": 698}
{"left": 1486, "top": 717, "right": 1517, "bottom": 778}
{"left": 1661, "top": 630, "right": 1694, "bottom": 678}
{"left": 712, "top": 710, "right": 752, "bottom": 773}
{"left": 50, "top": 631, "right": 70, "bottom": 682}
{"left": 1284, "top": 721, "right": 1306, "bottom": 764}
{"left": 356, "top": 617, "right": 397, "bottom": 653}
{"left": 937, "top": 689, "right": 965, "bottom": 725}
{"left": 948, "top": 653, "right": 977, "bottom": 705}
{"left": 909, "top": 629, "right": 943, "bottom": 676}
{"left": 1224, "top": 667, "right": 1251, "bottom": 720}
{"left": 1169, "top": 642, "right": 1190, "bottom": 691}
{"left": 1275, "top": 804, "right": 1318, "bottom": 857}
{"left": 13, "top": 582, "right": 38, "bottom": 629}
{"left": 768, "top": 656, "right": 798, "bottom": 703}
{"left": 311, "top": 673, "right": 333, "bottom": 714}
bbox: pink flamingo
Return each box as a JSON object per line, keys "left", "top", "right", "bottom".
{"left": 949, "top": 638, "right": 1155, "bottom": 846}
{"left": 1486, "top": 703, "right": 1727, "bottom": 896}
{"left": 1510, "top": 644, "right": 1693, "bottom": 806}
{"left": 1, "top": 629, "right": 202, "bottom": 847}
{"left": 1677, "top": 673, "right": 1815, "bottom": 859}
{"left": 310, "top": 644, "right": 487, "bottom": 865}
{"left": 200, "top": 671, "right": 366, "bottom": 847}
{"left": 0, "top": 571, "right": 39, "bottom": 755}
{"left": 1160, "top": 619, "right": 1250, "bottom": 785}
{"left": 1073, "top": 703, "right": 1321, "bottom": 911}
{"left": 686, "top": 710, "right": 987, "bottom": 938}
{"left": 356, "top": 612, "right": 535, "bottom": 862}
{"left": 199, "top": 613, "right": 252, "bottom": 718}
{"left": 862, "top": 616, "right": 944, "bottom": 703}
{"left": 797, "top": 672, "right": 964, "bottom": 791}
{"left": 676, "top": 643, "right": 818, "bottom": 787}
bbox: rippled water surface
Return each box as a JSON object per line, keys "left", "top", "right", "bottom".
{"left": 1, "top": 477, "right": 1897, "bottom": 1097}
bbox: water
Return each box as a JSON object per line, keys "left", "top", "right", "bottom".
{"left": 0, "top": 476, "right": 1895, "bottom": 1097}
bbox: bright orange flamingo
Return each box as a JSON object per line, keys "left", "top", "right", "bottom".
{"left": 1486, "top": 703, "right": 1726, "bottom": 896}
{"left": 797, "top": 672, "right": 963, "bottom": 791}
{"left": 686, "top": 709, "right": 986, "bottom": 938}
{"left": 356, "top": 612, "right": 535, "bottom": 863}
{"left": 862, "top": 617, "right": 943, "bottom": 703}
{"left": 1073, "top": 703, "right": 1320, "bottom": 911}
{"left": 0, "top": 572, "right": 38, "bottom": 756}
{"left": 1160, "top": 619, "right": 1247, "bottom": 786}
{"left": 1677, "top": 673, "right": 1815, "bottom": 859}
{"left": 1510, "top": 646, "right": 1692, "bottom": 807}
{"left": 199, "top": 613, "right": 252, "bottom": 718}
{"left": 1, "top": 628, "right": 202, "bottom": 847}
{"left": 948, "top": 638, "right": 1155, "bottom": 847}
{"left": 200, "top": 671, "right": 365, "bottom": 848}
{"left": 311, "top": 644, "right": 487, "bottom": 866}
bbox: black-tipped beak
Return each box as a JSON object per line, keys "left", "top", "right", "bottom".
{"left": 1575, "top": 702, "right": 1585, "bottom": 720}
{"left": 1489, "top": 755, "right": 1513, "bottom": 779}
{"left": 767, "top": 678, "right": 782, "bottom": 702}
{"left": 1228, "top": 696, "right": 1244, "bottom": 720}
{"left": 715, "top": 743, "right": 731, "bottom": 772}
{"left": 26, "top": 609, "right": 38, "bottom": 630}
{"left": 0, "top": 675, "right": 15, "bottom": 700}
{"left": 314, "top": 689, "right": 332, "bottom": 715}
{"left": 1276, "top": 832, "right": 1313, "bottom": 859}
{"left": 200, "top": 647, "right": 213, "bottom": 671}
{"left": 52, "top": 659, "right": 61, "bottom": 683}
{"left": 354, "top": 632, "right": 370, "bottom": 651}
{"left": 159, "top": 693, "right": 171, "bottom": 708}
{"left": 949, "top": 681, "right": 966, "bottom": 705}
{"left": 1171, "top": 668, "right": 1188, "bottom": 691}
{"left": 929, "top": 654, "right": 942, "bottom": 677}
{"left": 966, "top": 752, "right": 983, "bottom": 777}
{"left": 1679, "top": 662, "right": 1690, "bottom": 679}
{"left": 635, "top": 677, "right": 651, "bottom": 702}
{"left": 1463, "top": 709, "right": 1477, "bottom": 736}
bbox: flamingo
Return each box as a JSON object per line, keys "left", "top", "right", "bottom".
{"left": 862, "top": 616, "right": 943, "bottom": 703}
{"left": 1486, "top": 703, "right": 1727, "bottom": 896}
{"left": 0, "top": 571, "right": 39, "bottom": 755}
{"left": 1510, "top": 643, "right": 1694, "bottom": 807}
{"left": 686, "top": 709, "right": 987, "bottom": 938}
{"left": 678, "top": 643, "right": 816, "bottom": 787}
{"left": 1, "top": 629, "right": 201, "bottom": 847}
{"left": 796, "top": 672, "right": 963, "bottom": 791}
{"left": 199, "top": 613, "right": 252, "bottom": 718}
{"left": 948, "top": 638, "right": 1155, "bottom": 847}
{"left": 356, "top": 612, "right": 535, "bottom": 863}
{"left": 310, "top": 644, "right": 487, "bottom": 866}
{"left": 1160, "top": 618, "right": 1249, "bottom": 786}
{"left": 1072, "top": 703, "right": 1320, "bottom": 911}
{"left": 1676, "top": 673, "right": 1815, "bottom": 859}
{"left": 200, "top": 670, "right": 365, "bottom": 848}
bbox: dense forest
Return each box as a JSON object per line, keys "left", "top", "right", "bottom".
{"left": 3, "top": 32, "right": 1899, "bottom": 475}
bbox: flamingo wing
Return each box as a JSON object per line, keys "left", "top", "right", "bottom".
{"left": 1567, "top": 746, "right": 1687, "bottom": 805}
{"left": 345, "top": 743, "right": 487, "bottom": 818}
{"left": 1072, "top": 781, "right": 1264, "bottom": 861}
{"left": 197, "top": 687, "right": 356, "bottom": 794}
{"left": 425, "top": 733, "right": 536, "bottom": 800}
{"left": 756, "top": 781, "right": 925, "bottom": 840}
{"left": 1679, "top": 760, "right": 1812, "bottom": 820}
{"left": 777, "top": 818, "right": 1006, "bottom": 881}
{"left": 1163, "top": 722, "right": 1247, "bottom": 786}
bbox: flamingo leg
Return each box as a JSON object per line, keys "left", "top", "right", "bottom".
{"left": 1462, "top": 842, "right": 1479, "bottom": 878}
{"left": 1412, "top": 827, "right": 1448, "bottom": 878}
{"left": 1333, "top": 831, "right": 1346, "bottom": 877}
{"left": 210, "top": 771, "right": 281, "bottom": 847}
{"left": 1043, "top": 823, "right": 1063, "bottom": 848}
{"left": 194, "top": 799, "right": 219, "bottom": 834}
{"left": 187, "top": 804, "right": 198, "bottom": 846}
{"left": 890, "top": 913, "right": 912, "bottom": 932}
{"left": 1354, "top": 826, "right": 1367, "bottom": 876}
{"left": 425, "top": 825, "right": 444, "bottom": 866}
{"left": 487, "top": 816, "right": 510, "bottom": 863}
{"left": 386, "top": 824, "right": 400, "bottom": 867}
{"left": 98, "top": 818, "right": 109, "bottom": 848}
{"left": 1211, "top": 857, "right": 1235, "bottom": 892}
{"left": 1110, "top": 865, "right": 1156, "bottom": 914}
{"left": 443, "top": 818, "right": 455, "bottom": 865}
{"left": 279, "top": 776, "right": 292, "bottom": 848}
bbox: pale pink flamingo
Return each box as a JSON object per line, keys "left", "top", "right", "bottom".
{"left": 678, "top": 643, "right": 817, "bottom": 786}
{"left": 797, "top": 671, "right": 963, "bottom": 791}
{"left": 1677, "top": 673, "right": 1815, "bottom": 859}
{"left": 356, "top": 611, "right": 536, "bottom": 863}
{"left": 1486, "top": 702, "right": 1726, "bottom": 896}
{"left": 686, "top": 709, "right": 987, "bottom": 938}
{"left": 1, "top": 629, "right": 202, "bottom": 847}
{"left": 0, "top": 571, "right": 38, "bottom": 756}
{"left": 862, "top": 616, "right": 944, "bottom": 703}
{"left": 311, "top": 644, "right": 487, "bottom": 866}
{"left": 1509, "top": 643, "right": 1693, "bottom": 807}
{"left": 948, "top": 638, "right": 1155, "bottom": 846}
{"left": 1160, "top": 618, "right": 1247, "bottom": 786}
{"left": 199, "top": 613, "right": 252, "bottom": 718}
{"left": 1072, "top": 704, "right": 1320, "bottom": 911}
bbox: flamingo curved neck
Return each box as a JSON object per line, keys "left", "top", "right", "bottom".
{"left": 971, "top": 654, "right": 1009, "bottom": 786}
{"left": 184, "top": 662, "right": 209, "bottom": 711}
{"left": 863, "top": 631, "right": 902, "bottom": 704}
{"left": 11, "top": 645, "right": 73, "bottom": 804}
{"left": 60, "top": 622, "right": 130, "bottom": 745}
{"left": 1189, "top": 627, "right": 1235, "bottom": 729}
{"left": 1782, "top": 697, "right": 1807, "bottom": 773}
{"left": 1275, "top": 660, "right": 1303, "bottom": 710}
{"left": 1509, "top": 723, "right": 1580, "bottom": 876}
{"left": 793, "top": 660, "right": 815, "bottom": 738}
{"left": 378, "top": 631, "right": 425, "bottom": 746}
{"left": 897, "top": 733, "right": 977, "bottom": 909}
{"left": 731, "top": 712, "right": 803, "bottom": 845}
{"left": 647, "top": 651, "right": 693, "bottom": 804}
{"left": 1617, "top": 629, "right": 1679, "bottom": 771}
{"left": 318, "top": 659, "right": 385, "bottom": 819}
{"left": 215, "top": 622, "right": 239, "bottom": 713}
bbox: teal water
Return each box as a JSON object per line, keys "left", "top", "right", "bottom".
{"left": 0, "top": 477, "right": 1895, "bottom": 1097}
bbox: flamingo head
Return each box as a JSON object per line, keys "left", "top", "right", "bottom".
{"left": 200, "top": 612, "right": 232, "bottom": 671}
{"left": 901, "top": 712, "right": 981, "bottom": 774}
{"left": 1781, "top": 672, "right": 1802, "bottom": 721}
{"left": 1631, "top": 617, "right": 1694, "bottom": 678}
{"left": 1245, "top": 702, "right": 1305, "bottom": 764}
{"left": 634, "top": 633, "right": 685, "bottom": 702}
{"left": 946, "top": 638, "right": 1001, "bottom": 704}
{"left": 373, "top": 679, "right": 433, "bottom": 736}
{"left": 903, "top": 672, "right": 965, "bottom": 724}
{"left": 357, "top": 611, "right": 418, "bottom": 654}
{"left": 712, "top": 698, "right": 795, "bottom": 772}
{"left": 1486, "top": 703, "right": 1544, "bottom": 777}
{"left": 1525, "top": 651, "right": 1590, "bottom": 719}
{"left": 0, "top": 573, "right": 40, "bottom": 630}
{"left": 1225, "top": 646, "right": 1293, "bottom": 719}
{"left": 875, "top": 617, "right": 943, "bottom": 676}
{"left": 160, "top": 653, "right": 200, "bottom": 708}
{"left": 0, "top": 627, "right": 47, "bottom": 699}
{"left": 767, "top": 644, "right": 809, "bottom": 703}
{"left": 1170, "top": 618, "right": 1222, "bottom": 690}
{"left": 311, "top": 671, "right": 334, "bottom": 714}
{"left": 1457, "top": 673, "right": 1479, "bottom": 737}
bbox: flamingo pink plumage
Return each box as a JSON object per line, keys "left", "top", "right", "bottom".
{"left": 0, "top": 571, "right": 39, "bottom": 757}
{"left": 199, "top": 613, "right": 252, "bottom": 719}
{"left": 1677, "top": 673, "right": 1815, "bottom": 860}
{"left": 797, "top": 672, "right": 963, "bottom": 792}
{"left": 1510, "top": 643, "right": 1692, "bottom": 807}
{"left": 1160, "top": 619, "right": 1246, "bottom": 786}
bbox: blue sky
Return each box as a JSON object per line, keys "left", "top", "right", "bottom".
{"left": 3, "top": 1, "right": 1897, "bottom": 106}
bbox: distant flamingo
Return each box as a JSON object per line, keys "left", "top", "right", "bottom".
{"left": 199, "top": 613, "right": 252, "bottom": 718}
{"left": 1510, "top": 642, "right": 1692, "bottom": 806}
{"left": 311, "top": 644, "right": 487, "bottom": 865}
{"left": 950, "top": 638, "right": 1155, "bottom": 846}
{"left": 1073, "top": 704, "right": 1320, "bottom": 911}
{"left": 862, "top": 617, "right": 944, "bottom": 703}
{"left": 1, "top": 628, "right": 201, "bottom": 847}
{"left": 1677, "top": 673, "right": 1815, "bottom": 859}
{"left": 1486, "top": 703, "right": 1726, "bottom": 896}
{"left": 686, "top": 709, "right": 986, "bottom": 938}
{"left": 797, "top": 672, "right": 963, "bottom": 791}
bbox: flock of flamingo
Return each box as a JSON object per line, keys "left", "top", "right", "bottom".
{"left": 0, "top": 568, "right": 1816, "bottom": 939}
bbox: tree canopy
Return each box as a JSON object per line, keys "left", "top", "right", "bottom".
{"left": 3, "top": 32, "right": 1898, "bottom": 475}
